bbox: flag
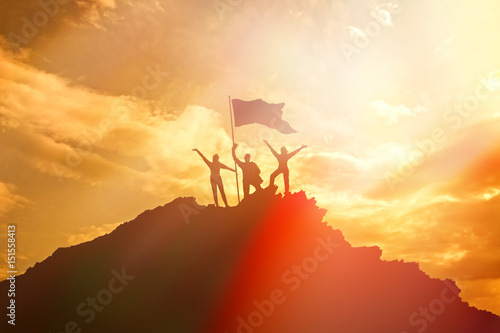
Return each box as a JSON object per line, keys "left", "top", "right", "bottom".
{"left": 232, "top": 99, "right": 297, "bottom": 134}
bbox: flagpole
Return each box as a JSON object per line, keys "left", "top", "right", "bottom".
{"left": 229, "top": 96, "right": 241, "bottom": 204}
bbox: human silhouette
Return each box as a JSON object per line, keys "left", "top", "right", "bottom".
{"left": 232, "top": 143, "right": 263, "bottom": 198}
{"left": 263, "top": 140, "right": 307, "bottom": 194}
{"left": 193, "top": 149, "right": 235, "bottom": 207}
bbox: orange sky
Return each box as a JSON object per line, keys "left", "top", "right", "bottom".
{"left": 0, "top": 0, "right": 499, "bottom": 316}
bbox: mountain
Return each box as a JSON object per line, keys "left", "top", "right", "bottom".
{"left": 1, "top": 187, "right": 499, "bottom": 333}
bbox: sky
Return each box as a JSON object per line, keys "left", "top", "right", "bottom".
{"left": 0, "top": 0, "right": 500, "bottom": 316}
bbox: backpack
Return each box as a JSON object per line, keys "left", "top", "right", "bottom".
{"left": 251, "top": 162, "right": 261, "bottom": 175}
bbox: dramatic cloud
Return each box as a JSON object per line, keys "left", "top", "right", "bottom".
{"left": 0, "top": 51, "right": 233, "bottom": 197}
{"left": 0, "top": 182, "right": 30, "bottom": 217}
{"left": 370, "top": 100, "right": 427, "bottom": 125}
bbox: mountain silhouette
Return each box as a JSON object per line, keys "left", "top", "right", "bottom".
{"left": 1, "top": 188, "right": 499, "bottom": 333}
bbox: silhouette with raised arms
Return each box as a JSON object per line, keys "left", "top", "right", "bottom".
{"left": 232, "top": 143, "right": 263, "bottom": 198}
{"left": 193, "top": 148, "right": 235, "bottom": 207}
{"left": 264, "top": 139, "right": 307, "bottom": 194}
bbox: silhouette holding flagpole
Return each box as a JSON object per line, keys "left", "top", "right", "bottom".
{"left": 229, "top": 97, "right": 298, "bottom": 201}
{"left": 193, "top": 149, "right": 235, "bottom": 207}
{"left": 232, "top": 143, "right": 263, "bottom": 198}
{"left": 228, "top": 96, "right": 241, "bottom": 204}
{"left": 263, "top": 140, "right": 307, "bottom": 195}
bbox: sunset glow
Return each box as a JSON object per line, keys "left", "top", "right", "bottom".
{"left": 0, "top": 0, "right": 499, "bottom": 316}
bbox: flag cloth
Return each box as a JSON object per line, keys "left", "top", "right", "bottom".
{"left": 232, "top": 99, "right": 297, "bottom": 134}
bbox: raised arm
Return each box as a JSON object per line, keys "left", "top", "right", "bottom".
{"left": 220, "top": 162, "right": 236, "bottom": 172}
{"left": 288, "top": 144, "right": 307, "bottom": 158}
{"left": 263, "top": 140, "right": 279, "bottom": 158}
{"left": 232, "top": 143, "right": 244, "bottom": 167}
{"left": 192, "top": 149, "right": 210, "bottom": 166}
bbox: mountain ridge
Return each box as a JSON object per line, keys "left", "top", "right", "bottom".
{"left": 1, "top": 188, "right": 499, "bottom": 332}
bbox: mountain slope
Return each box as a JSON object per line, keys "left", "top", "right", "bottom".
{"left": 1, "top": 188, "right": 499, "bottom": 333}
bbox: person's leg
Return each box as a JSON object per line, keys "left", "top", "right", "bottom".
{"left": 269, "top": 169, "right": 280, "bottom": 186}
{"left": 250, "top": 181, "right": 262, "bottom": 193}
{"left": 283, "top": 169, "right": 290, "bottom": 194}
{"left": 219, "top": 180, "right": 229, "bottom": 207}
{"left": 210, "top": 180, "right": 218, "bottom": 206}
{"left": 243, "top": 180, "right": 250, "bottom": 198}
{"left": 255, "top": 176, "right": 263, "bottom": 191}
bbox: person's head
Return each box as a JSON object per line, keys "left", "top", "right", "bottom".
{"left": 213, "top": 154, "right": 219, "bottom": 162}
{"left": 244, "top": 154, "right": 251, "bottom": 162}
{"left": 280, "top": 146, "right": 288, "bottom": 154}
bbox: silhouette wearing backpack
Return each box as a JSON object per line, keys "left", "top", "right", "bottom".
{"left": 232, "top": 143, "right": 263, "bottom": 198}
